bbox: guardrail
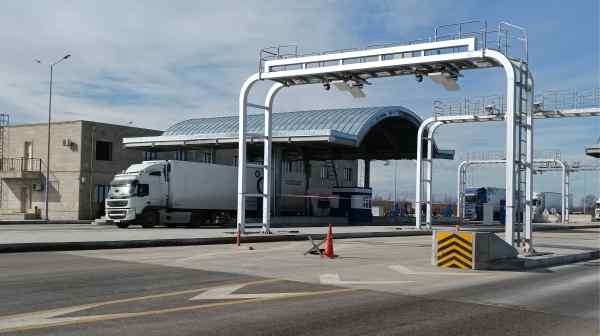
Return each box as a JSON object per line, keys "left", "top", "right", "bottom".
{"left": 433, "top": 88, "right": 600, "bottom": 117}
{"left": 0, "top": 157, "right": 42, "bottom": 172}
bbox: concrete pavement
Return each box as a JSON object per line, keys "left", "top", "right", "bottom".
{"left": 0, "top": 232, "right": 598, "bottom": 335}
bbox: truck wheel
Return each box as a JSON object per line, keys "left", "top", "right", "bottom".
{"left": 141, "top": 211, "right": 159, "bottom": 228}
{"left": 116, "top": 222, "right": 129, "bottom": 229}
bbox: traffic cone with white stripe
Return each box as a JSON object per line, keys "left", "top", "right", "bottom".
{"left": 323, "top": 224, "right": 336, "bottom": 258}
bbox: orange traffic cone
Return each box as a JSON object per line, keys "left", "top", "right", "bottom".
{"left": 323, "top": 224, "right": 335, "bottom": 258}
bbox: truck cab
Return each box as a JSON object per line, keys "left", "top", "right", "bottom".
{"left": 105, "top": 161, "right": 168, "bottom": 228}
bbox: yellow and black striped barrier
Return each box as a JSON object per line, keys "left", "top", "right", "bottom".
{"left": 432, "top": 230, "right": 519, "bottom": 270}
{"left": 435, "top": 231, "right": 474, "bottom": 269}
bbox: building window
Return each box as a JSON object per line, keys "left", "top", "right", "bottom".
{"left": 320, "top": 166, "right": 328, "bottom": 180}
{"left": 363, "top": 197, "right": 371, "bottom": 209}
{"left": 96, "top": 141, "right": 112, "bottom": 161}
{"left": 175, "top": 149, "right": 187, "bottom": 161}
{"left": 343, "top": 167, "right": 352, "bottom": 182}
{"left": 144, "top": 151, "right": 158, "bottom": 161}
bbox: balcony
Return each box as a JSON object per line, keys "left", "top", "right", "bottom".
{"left": 0, "top": 157, "right": 43, "bottom": 180}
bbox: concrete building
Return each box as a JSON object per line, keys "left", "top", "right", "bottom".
{"left": 0, "top": 120, "right": 161, "bottom": 220}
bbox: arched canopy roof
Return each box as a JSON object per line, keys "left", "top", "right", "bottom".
{"left": 124, "top": 106, "right": 453, "bottom": 160}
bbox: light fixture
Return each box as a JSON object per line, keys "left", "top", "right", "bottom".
{"left": 428, "top": 71, "right": 460, "bottom": 91}
{"left": 332, "top": 80, "right": 366, "bottom": 98}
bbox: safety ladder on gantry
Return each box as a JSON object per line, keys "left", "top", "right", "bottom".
{"left": 511, "top": 57, "right": 534, "bottom": 246}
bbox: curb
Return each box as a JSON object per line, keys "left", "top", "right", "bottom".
{"left": 0, "top": 230, "right": 432, "bottom": 253}
{"left": 0, "top": 220, "right": 93, "bottom": 225}
{"left": 522, "top": 250, "right": 600, "bottom": 269}
{"left": 0, "top": 224, "right": 597, "bottom": 254}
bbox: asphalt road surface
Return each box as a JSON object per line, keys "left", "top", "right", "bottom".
{"left": 0, "top": 242, "right": 598, "bottom": 335}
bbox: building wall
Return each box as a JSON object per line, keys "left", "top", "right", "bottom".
{"left": 0, "top": 121, "right": 161, "bottom": 220}
{"left": 79, "top": 121, "right": 162, "bottom": 219}
{"left": 1, "top": 121, "right": 83, "bottom": 219}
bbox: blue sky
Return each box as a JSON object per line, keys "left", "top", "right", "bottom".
{"left": 1, "top": 0, "right": 598, "bottom": 204}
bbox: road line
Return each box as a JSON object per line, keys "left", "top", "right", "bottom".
{"left": 389, "top": 265, "right": 485, "bottom": 276}
{"left": 0, "top": 278, "right": 280, "bottom": 322}
{"left": 320, "top": 273, "right": 414, "bottom": 285}
{"left": 0, "top": 287, "right": 354, "bottom": 333}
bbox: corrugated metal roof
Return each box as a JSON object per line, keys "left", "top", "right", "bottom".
{"left": 161, "top": 106, "right": 420, "bottom": 144}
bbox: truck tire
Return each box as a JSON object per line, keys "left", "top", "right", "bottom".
{"left": 141, "top": 210, "right": 159, "bottom": 228}
{"left": 116, "top": 222, "right": 129, "bottom": 229}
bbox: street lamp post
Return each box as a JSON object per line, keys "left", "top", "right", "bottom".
{"left": 37, "top": 54, "right": 71, "bottom": 221}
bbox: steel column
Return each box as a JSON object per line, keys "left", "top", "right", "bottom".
{"left": 425, "top": 122, "right": 443, "bottom": 228}
{"left": 262, "top": 83, "right": 285, "bottom": 234}
{"left": 237, "top": 74, "right": 260, "bottom": 235}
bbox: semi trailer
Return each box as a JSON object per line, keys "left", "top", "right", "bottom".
{"left": 463, "top": 187, "right": 505, "bottom": 221}
{"left": 105, "top": 160, "right": 262, "bottom": 228}
{"left": 532, "top": 191, "right": 562, "bottom": 215}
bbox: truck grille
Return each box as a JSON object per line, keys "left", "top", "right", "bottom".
{"left": 107, "top": 210, "right": 127, "bottom": 219}
{"left": 107, "top": 200, "right": 128, "bottom": 207}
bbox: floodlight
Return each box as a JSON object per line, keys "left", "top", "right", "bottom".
{"left": 428, "top": 72, "right": 460, "bottom": 91}
{"left": 333, "top": 80, "right": 366, "bottom": 98}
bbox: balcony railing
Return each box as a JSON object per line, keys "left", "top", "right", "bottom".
{"left": 0, "top": 157, "right": 42, "bottom": 173}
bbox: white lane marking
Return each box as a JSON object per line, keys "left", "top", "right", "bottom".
{"left": 389, "top": 265, "right": 484, "bottom": 276}
{"left": 189, "top": 283, "right": 318, "bottom": 301}
{"left": 0, "top": 306, "right": 109, "bottom": 332}
{"left": 319, "top": 273, "right": 414, "bottom": 285}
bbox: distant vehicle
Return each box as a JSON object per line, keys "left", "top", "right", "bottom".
{"left": 532, "top": 192, "right": 563, "bottom": 218}
{"left": 463, "top": 187, "right": 505, "bottom": 221}
{"left": 105, "top": 160, "right": 262, "bottom": 228}
{"left": 593, "top": 200, "right": 600, "bottom": 222}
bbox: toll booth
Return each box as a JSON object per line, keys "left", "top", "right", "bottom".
{"left": 331, "top": 187, "right": 372, "bottom": 224}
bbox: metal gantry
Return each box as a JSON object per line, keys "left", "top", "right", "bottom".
{"left": 422, "top": 88, "right": 600, "bottom": 250}
{"left": 238, "top": 21, "right": 534, "bottom": 235}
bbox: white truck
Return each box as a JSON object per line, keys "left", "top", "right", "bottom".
{"left": 105, "top": 160, "right": 262, "bottom": 228}
{"left": 593, "top": 200, "right": 600, "bottom": 222}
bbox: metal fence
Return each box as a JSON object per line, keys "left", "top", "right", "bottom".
{"left": 0, "top": 157, "right": 42, "bottom": 172}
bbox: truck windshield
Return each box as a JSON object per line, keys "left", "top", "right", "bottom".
{"left": 465, "top": 195, "right": 477, "bottom": 203}
{"left": 109, "top": 179, "right": 138, "bottom": 197}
